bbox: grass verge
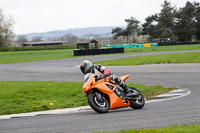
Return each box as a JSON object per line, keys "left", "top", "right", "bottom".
{"left": 125, "top": 44, "right": 200, "bottom": 53}
{"left": 94, "top": 52, "right": 200, "bottom": 66}
{"left": 0, "top": 81, "right": 174, "bottom": 115}
{"left": 96, "top": 124, "right": 200, "bottom": 133}
{"left": 0, "top": 44, "right": 200, "bottom": 64}
{"left": 0, "top": 49, "right": 74, "bottom": 64}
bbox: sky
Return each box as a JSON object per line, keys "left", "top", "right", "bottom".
{"left": 0, "top": 0, "right": 196, "bottom": 35}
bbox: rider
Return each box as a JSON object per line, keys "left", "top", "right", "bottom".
{"left": 80, "top": 60, "right": 129, "bottom": 93}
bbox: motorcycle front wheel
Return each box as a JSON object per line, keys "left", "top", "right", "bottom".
{"left": 87, "top": 91, "right": 110, "bottom": 113}
{"left": 129, "top": 87, "right": 145, "bottom": 109}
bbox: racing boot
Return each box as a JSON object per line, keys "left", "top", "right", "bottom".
{"left": 120, "top": 82, "right": 139, "bottom": 98}
{"left": 120, "top": 82, "right": 129, "bottom": 93}
{"left": 113, "top": 77, "right": 129, "bottom": 94}
{"left": 119, "top": 82, "right": 130, "bottom": 104}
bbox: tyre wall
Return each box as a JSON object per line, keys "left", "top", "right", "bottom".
{"left": 74, "top": 48, "right": 124, "bottom": 56}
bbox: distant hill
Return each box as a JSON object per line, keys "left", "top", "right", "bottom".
{"left": 19, "top": 26, "right": 125, "bottom": 41}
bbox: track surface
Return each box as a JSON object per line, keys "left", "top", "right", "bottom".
{"left": 0, "top": 50, "right": 200, "bottom": 133}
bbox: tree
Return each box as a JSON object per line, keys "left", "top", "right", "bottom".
{"left": 31, "top": 36, "right": 43, "bottom": 42}
{"left": 112, "top": 27, "right": 131, "bottom": 43}
{"left": 155, "top": 0, "right": 176, "bottom": 40}
{"left": 16, "top": 35, "right": 28, "bottom": 45}
{"left": 142, "top": 14, "right": 158, "bottom": 39}
{"left": 194, "top": 2, "right": 200, "bottom": 41}
{"left": 0, "top": 9, "right": 14, "bottom": 47}
{"left": 125, "top": 17, "right": 140, "bottom": 43}
{"left": 60, "top": 34, "right": 79, "bottom": 45}
{"left": 112, "top": 17, "right": 140, "bottom": 43}
{"left": 54, "top": 34, "right": 79, "bottom": 45}
{"left": 112, "top": 27, "right": 123, "bottom": 39}
{"left": 175, "top": 2, "right": 197, "bottom": 41}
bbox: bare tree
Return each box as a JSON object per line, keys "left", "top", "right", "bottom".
{"left": 54, "top": 34, "right": 79, "bottom": 45}
{"left": 16, "top": 35, "right": 28, "bottom": 46}
{"left": 0, "top": 9, "right": 14, "bottom": 47}
{"left": 31, "top": 36, "right": 43, "bottom": 42}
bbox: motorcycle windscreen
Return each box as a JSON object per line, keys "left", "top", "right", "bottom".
{"left": 84, "top": 73, "right": 94, "bottom": 83}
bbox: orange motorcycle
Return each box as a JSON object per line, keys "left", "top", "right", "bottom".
{"left": 83, "top": 73, "right": 145, "bottom": 113}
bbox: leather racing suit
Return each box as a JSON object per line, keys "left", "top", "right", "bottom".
{"left": 93, "top": 64, "right": 129, "bottom": 92}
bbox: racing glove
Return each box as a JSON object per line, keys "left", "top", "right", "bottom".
{"left": 95, "top": 73, "right": 107, "bottom": 80}
{"left": 99, "top": 73, "right": 107, "bottom": 79}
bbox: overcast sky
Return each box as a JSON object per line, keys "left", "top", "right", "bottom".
{"left": 0, "top": 0, "right": 196, "bottom": 35}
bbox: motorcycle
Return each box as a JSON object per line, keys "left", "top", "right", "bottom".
{"left": 83, "top": 73, "right": 145, "bottom": 113}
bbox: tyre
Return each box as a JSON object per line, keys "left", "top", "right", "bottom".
{"left": 87, "top": 91, "right": 110, "bottom": 113}
{"left": 129, "top": 87, "right": 145, "bottom": 109}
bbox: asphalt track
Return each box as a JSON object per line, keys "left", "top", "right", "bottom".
{"left": 0, "top": 50, "right": 200, "bottom": 133}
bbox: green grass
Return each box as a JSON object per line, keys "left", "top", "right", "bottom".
{"left": 94, "top": 52, "right": 200, "bottom": 66}
{"left": 96, "top": 124, "right": 200, "bottom": 133}
{"left": 0, "top": 45, "right": 76, "bottom": 52}
{"left": 0, "top": 44, "right": 200, "bottom": 64}
{"left": 125, "top": 44, "right": 200, "bottom": 53}
{"left": 0, "top": 49, "right": 74, "bottom": 64}
{"left": 0, "top": 81, "right": 174, "bottom": 115}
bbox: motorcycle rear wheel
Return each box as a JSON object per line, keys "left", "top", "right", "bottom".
{"left": 88, "top": 91, "right": 110, "bottom": 113}
{"left": 129, "top": 87, "right": 145, "bottom": 109}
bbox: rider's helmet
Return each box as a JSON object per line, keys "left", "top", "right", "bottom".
{"left": 80, "top": 60, "right": 93, "bottom": 74}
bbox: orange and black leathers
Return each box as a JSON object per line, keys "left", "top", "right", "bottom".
{"left": 93, "top": 64, "right": 111, "bottom": 76}
{"left": 93, "top": 64, "right": 129, "bottom": 92}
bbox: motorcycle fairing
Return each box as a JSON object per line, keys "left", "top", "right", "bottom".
{"left": 119, "top": 74, "right": 130, "bottom": 82}
{"left": 83, "top": 74, "right": 130, "bottom": 109}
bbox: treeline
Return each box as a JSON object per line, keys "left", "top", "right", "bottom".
{"left": 16, "top": 34, "right": 80, "bottom": 47}
{"left": 112, "top": 0, "right": 200, "bottom": 43}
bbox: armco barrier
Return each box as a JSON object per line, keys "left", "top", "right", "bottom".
{"left": 74, "top": 48, "right": 124, "bottom": 56}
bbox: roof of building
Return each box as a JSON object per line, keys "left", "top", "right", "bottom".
{"left": 77, "top": 39, "right": 98, "bottom": 44}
